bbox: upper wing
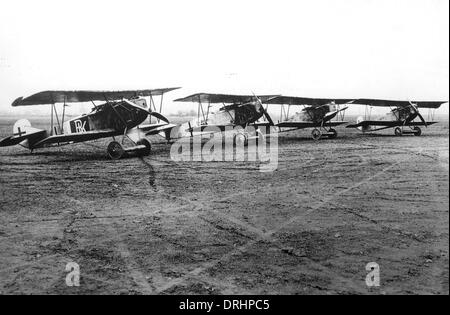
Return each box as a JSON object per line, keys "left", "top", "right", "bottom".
{"left": 265, "top": 96, "right": 354, "bottom": 106}
{"left": 277, "top": 121, "right": 347, "bottom": 128}
{"left": 354, "top": 99, "right": 447, "bottom": 109}
{"left": 174, "top": 93, "right": 279, "bottom": 104}
{"left": 12, "top": 88, "right": 181, "bottom": 106}
{"left": 33, "top": 130, "right": 118, "bottom": 147}
{"left": 346, "top": 120, "right": 400, "bottom": 128}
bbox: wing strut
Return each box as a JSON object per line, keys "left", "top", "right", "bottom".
{"left": 428, "top": 108, "right": 436, "bottom": 121}
{"left": 61, "top": 96, "right": 66, "bottom": 134}
{"left": 50, "top": 100, "right": 54, "bottom": 136}
{"left": 53, "top": 104, "right": 61, "bottom": 135}
{"left": 364, "top": 105, "right": 373, "bottom": 121}
{"left": 198, "top": 95, "right": 207, "bottom": 124}
{"left": 158, "top": 92, "right": 164, "bottom": 123}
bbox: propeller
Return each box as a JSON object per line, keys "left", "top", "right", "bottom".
{"left": 252, "top": 93, "right": 274, "bottom": 126}
{"left": 147, "top": 111, "right": 169, "bottom": 124}
{"left": 408, "top": 101, "right": 427, "bottom": 127}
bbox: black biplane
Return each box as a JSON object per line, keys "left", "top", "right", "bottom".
{"left": 264, "top": 96, "right": 352, "bottom": 140}
{"left": 346, "top": 99, "right": 447, "bottom": 136}
{"left": 0, "top": 88, "right": 180, "bottom": 159}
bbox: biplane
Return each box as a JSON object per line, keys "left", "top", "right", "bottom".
{"left": 171, "top": 93, "right": 278, "bottom": 145}
{"left": 346, "top": 99, "right": 447, "bottom": 136}
{"left": 263, "top": 96, "right": 353, "bottom": 140}
{"left": 0, "top": 88, "right": 180, "bottom": 159}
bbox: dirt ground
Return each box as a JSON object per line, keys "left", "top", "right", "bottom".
{"left": 0, "top": 117, "right": 448, "bottom": 295}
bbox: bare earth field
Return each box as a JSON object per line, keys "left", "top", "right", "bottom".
{"left": 0, "top": 117, "right": 448, "bottom": 295}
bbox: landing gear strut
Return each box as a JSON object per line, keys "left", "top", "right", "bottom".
{"left": 394, "top": 126, "right": 422, "bottom": 137}
{"left": 107, "top": 138, "right": 152, "bottom": 160}
{"left": 311, "top": 127, "right": 338, "bottom": 140}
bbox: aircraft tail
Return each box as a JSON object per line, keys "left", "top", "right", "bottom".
{"left": 0, "top": 119, "right": 46, "bottom": 148}
{"left": 355, "top": 116, "right": 371, "bottom": 132}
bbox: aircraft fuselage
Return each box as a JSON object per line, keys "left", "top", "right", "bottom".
{"left": 63, "top": 100, "right": 148, "bottom": 136}
{"left": 170, "top": 102, "right": 264, "bottom": 138}
{"left": 287, "top": 104, "right": 337, "bottom": 123}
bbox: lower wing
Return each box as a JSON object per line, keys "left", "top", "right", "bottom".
{"left": 347, "top": 121, "right": 437, "bottom": 128}
{"left": 33, "top": 130, "right": 118, "bottom": 148}
{"left": 188, "top": 124, "right": 236, "bottom": 133}
{"left": 277, "top": 121, "right": 347, "bottom": 129}
{"left": 252, "top": 122, "right": 273, "bottom": 127}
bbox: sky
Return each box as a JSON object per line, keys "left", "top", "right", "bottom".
{"left": 0, "top": 0, "right": 448, "bottom": 117}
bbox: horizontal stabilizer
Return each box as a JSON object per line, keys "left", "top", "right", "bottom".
{"left": 0, "top": 127, "right": 46, "bottom": 147}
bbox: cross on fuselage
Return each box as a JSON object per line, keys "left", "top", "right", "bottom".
{"left": 13, "top": 127, "right": 25, "bottom": 137}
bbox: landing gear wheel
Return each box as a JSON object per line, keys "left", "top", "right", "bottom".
{"left": 136, "top": 138, "right": 152, "bottom": 156}
{"left": 107, "top": 141, "right": 125, "bottom": 160}
{"left": 328, "top": 128, "right": 338, "bottom": 139}
{"left": 311, "top": 128, "right": 322, "bottom": 141}
{"left": 234, "top": 133, "right": 249, "bottom": 146}
{"left": 413, "top": 126, "right": 422, "bottom": 136}
{"left": 394, "top": 127, "right": 403, "bottom": 137}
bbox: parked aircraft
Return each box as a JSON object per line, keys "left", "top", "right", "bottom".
{"left": 0, "top": 88, "right": 180, "bottom": 159}
{"left": 346, "top": 99, "right": 447, "bottom": 136}
{"left": 264, "top": 96, "right": 352, "bottom": 140}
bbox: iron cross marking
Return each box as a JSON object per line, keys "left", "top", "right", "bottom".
{"left": 13, "top": 127, "right": 25, "bottom": 137}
